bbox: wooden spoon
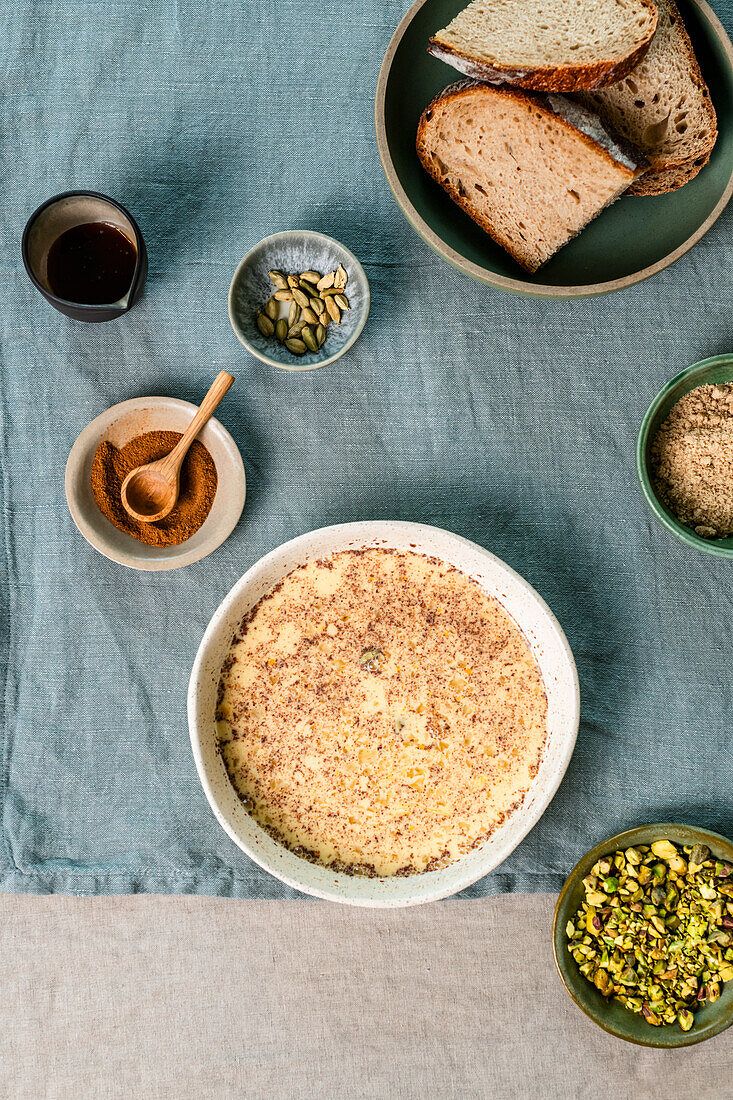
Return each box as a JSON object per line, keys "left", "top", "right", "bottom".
{"left": 121, "top": 371, "right": 235, "bottom": 523}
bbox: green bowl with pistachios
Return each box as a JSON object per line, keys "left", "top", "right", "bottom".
{"left": 553, "top": 824, "right": 733, "bottom": 1047}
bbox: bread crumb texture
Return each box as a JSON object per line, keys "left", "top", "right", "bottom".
{"left": 651, "top": 383, "right": 733, "bottom": 538}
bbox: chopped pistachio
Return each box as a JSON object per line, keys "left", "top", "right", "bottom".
{"left": 690, "top": 844, "right": 711, "bottom": 868}
{"left": 651, "top": 840, "right": 679, "bottom": 860}
{"left": 677, "top": 1009, "right": 694, "bottom": 1031}
{"left": 566, "top": 837, "right": 733, "bottom": 1032}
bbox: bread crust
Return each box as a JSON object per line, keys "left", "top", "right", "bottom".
{"left": 427, "top": 1, "right": 658, "bottom": 92}
{"left": 415, "top": 80, "right": 644, "bottom": 272}
{"left": 583, "top": 0, "right": 717, "bottom": 194}
{"left": 630, "top": 151, "right": 712, "bottom": 194}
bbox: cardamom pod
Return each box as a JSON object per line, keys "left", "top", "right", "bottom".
{"left": 292, "top": 288, "right": 310, "bottom": 309}
{"left": 334, "top": 263, "right": 348, "bottom": 288}
{"left": 308, "top": 296, "right": 324, "bottom": 314}
{"left": 274, "top": 289, "right": 293, "bottom": 301}
{"left": 264, "top": 297, "right": 279, "bottom": 321}
{"left": 302, "top": 326, "right": 318, "bottom": 352}
{"left": 333, "top": 293, "right": 350, "bottom": 311}
{"left": 256, "top": 312, "right": 274, "bottom": 337}
{"left": 301, "top": 306, "right": 318, "bottom": 325}
{"left": 287, "top": 275, "right": 299, "bottom": 288}
{"left": 319, "top": 311, "right": 329, "bottom": 327}
{"left": 317, "top": 271, "right": 335, "bottom": 291}
{"left": 275, "top": 318, "right": 288, "bottom": 342}
{"left": 268, "top": 270, "right": 288, "bottom": 290}
{"left": 301, "top": 270, "right": 321, "bottom": 284}
{"left": 325, "top": 296, "right": 341, "bottom": 323}
{"left": 285, "top": 338, "right": 307, "bottom": 355}
{"left": 288, "top": 320, "right": 306, "bottom": 337}
{"left": 288, "top": 301, "right": 300, "bottom": 327}
{"left": 315, "top": 323, "right": 326, "bottom": 348}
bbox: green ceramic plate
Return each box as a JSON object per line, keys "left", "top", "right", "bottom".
{"left": 553, "top": 824, "right": 733, "bottom": 1046}
{"left": 375, "top": 0, "right": 733, "bottom": 297}
{"left": 637, "top": 354, "right": 733, "bottom": 557}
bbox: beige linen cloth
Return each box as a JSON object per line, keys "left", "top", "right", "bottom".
{"left": 2, "top": 895, "right": 732, "bottom": 1099}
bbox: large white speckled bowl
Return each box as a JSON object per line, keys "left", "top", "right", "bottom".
{"left": 228, "top": 231, "right": 370, "bottom": 371}
{"left": 188, "top": 521, "right": 580, "bottom": 905}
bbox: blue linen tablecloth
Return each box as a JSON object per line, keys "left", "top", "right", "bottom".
{"left": 1, "top": 0, "right": 732, "bottom": 899}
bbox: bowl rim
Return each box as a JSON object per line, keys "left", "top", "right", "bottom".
{"left": 552, "top": 822, "right": 733, "bottom": 1047}
{"left": 64, "top": 395, "right": 246, "bottom": 571}
{"left": 228, "top": 230, "right": 371, "bottom": 371}
{"left": 374, "top": 0, "right": 733, "bottom": 299}
{"left": 636, "top": 353, "right": 733, "bottom": 558}
{"left": 187, "top": 520, "right": 581, "bottom": 906}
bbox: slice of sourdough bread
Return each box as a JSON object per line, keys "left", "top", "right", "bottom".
{"left": 416, "top": 81, "right": 647, "bottom": 273}
{"left": 578, "top": 0, "right": 717, "bottom": 194}
{"left": 428, "top": 0, "right": 659, "bottom": 93}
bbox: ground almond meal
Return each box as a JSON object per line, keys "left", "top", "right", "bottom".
{"left": 216, "top": 548, "right": 548, "bottom": 877}
{"left": 651, "top": 382, "right": 733, "bottom": 538}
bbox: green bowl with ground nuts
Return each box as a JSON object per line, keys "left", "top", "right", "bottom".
{"left": 553, "top": 825, "right": 733, "bottom": 1047}
{"left": 636, "top": 355, "right": 733, "bottom": 558}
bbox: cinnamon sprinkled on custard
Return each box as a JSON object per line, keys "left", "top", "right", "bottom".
{"left": 216, "top": 549, "right": 547, "bottom": 876}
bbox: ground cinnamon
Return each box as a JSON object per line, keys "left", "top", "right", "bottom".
{"left": 91, "top": 430, "right": 217, "bottom": 546}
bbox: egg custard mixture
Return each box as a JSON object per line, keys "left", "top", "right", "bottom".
{"left": 216, "top": 548, "right": 548, "bottom": 876}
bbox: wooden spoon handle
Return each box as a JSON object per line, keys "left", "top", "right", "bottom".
{"left": 158, "top": 371, "right": 235, "bottom": 478}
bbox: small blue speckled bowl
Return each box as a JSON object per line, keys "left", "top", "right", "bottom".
{"left": 228, "top": 231, "right": 370, "bottom": 371}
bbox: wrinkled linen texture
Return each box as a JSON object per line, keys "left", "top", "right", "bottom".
{"left": 1, "top": 1, "right": 732, "bottom": 899}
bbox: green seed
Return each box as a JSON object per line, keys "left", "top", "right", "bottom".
{"left": 359, "top": 648, "right": 383, "bottom": 669}
{"left": 275, "top": 319, "right": 288, "bottom": 342}
{"left": 285, "top": 338, "right": 307, "bottom": 355}
{"left": 315, "top": 323, "right": 326, "bottom": 348}
{"left": 302, "top": 326, "right": 318, "bottom": 353}
{"left": 288, "top": 301, "right": 301, "bottom": 327}
{"left": 300, "top": 270, "right": 321, "bottom": 284}
{"left": 256, "top": 312, "right": 274, "bottom": 337}
{"left": 264, "top": 297, "right": 279, "bottom": 321}
{"left": 268, "top": 270, "right": 288, "bottom": 290}
{"left": 334, "top": 263, "right": 347, "bottom": 288}
{"left": 333, "top": 293, "right": 350, "bottom": 311}
{"left": 301, "top": 307, "right": 319, "bottom": 325}
{"left": 292, "top": 288, "right": 310, "bottom": 309}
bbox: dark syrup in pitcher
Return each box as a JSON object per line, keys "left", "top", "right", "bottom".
{"left": 46, "top": 222, "right": 137, "bottom": 305}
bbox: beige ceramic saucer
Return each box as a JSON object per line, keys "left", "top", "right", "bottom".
{"left": 65, "top": 396, "right": 246, "bottom": 571}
